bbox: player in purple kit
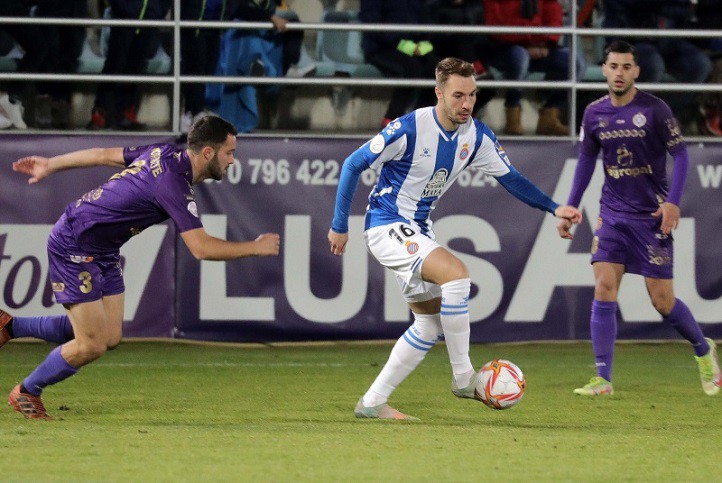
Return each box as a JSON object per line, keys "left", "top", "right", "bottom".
{"left": 0, "top": 115, "right": 281, "bottom": 419}
{"left": 558, "top": 41, "right": 721, "bottom": 397}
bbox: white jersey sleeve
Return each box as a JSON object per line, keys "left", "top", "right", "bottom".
{"left": 467, "top": 123, "right": 512, "bottom": 177}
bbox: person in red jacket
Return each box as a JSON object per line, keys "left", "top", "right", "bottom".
{"left": 482, "top": 0, "right": 585, "bottom": 135}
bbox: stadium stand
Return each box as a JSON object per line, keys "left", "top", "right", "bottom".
{"left": 0, "top": 0, "right": 719, "bottom": 136}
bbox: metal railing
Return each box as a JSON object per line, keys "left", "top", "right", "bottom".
{"left": 1, "top": 4, "right": 721, "bottom": 139}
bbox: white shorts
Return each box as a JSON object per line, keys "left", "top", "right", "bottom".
{"left": 364, "top": 222, "right": 442, "bottom": 303}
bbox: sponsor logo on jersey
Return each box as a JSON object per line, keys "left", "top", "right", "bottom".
{"left": 384, "top": 120, "right": 402, "bottom": 136}
{"left": 187, "top": 201, "right": 199, "bottom": 217}
{"left": 459, "top": 143, "right": 469, "bottom": 160}
{"left": 616, "top": 145, "right": 633, "bottom": 166}
{"left": 369, "top": 134, "right": 385, "bottom": 154}
{"left": 606, "top": 164, "right": 653, "bottom": 179}
{"left": 632, "top": 113, "right": 646, "bottom": 127}
{"left": 599, "top": 129, "right": 646, "bottom": 140}
{"left": 591, "top": 236, "right": 599, "bottom": 255}
{"left": 405, "top": 241, "right": 419, "bottom": 254}
{"left": 69, "top": 255, "right": 94, "bottom": 263}
{"left": 421, "top": 169, "right": 448, "bottom": 198}
{"left": 420, "top": 147, "right": 431, "bottom": 158}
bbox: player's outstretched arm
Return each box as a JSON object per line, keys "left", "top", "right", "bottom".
{"left": 180, "top": 227, "right": 280, "bottom": 261}
{"left": 13, "top": 148, "right": 126, "bottom": 184}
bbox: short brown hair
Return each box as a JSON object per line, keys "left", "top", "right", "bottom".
{"left": 604, "top": 40, "right": 638, "bottom": 64}
{"left": 187, "top": 115, "right": 237, "bottom": 152}
{"left": 435, "top": 57, "right": 475, "bottom": 87}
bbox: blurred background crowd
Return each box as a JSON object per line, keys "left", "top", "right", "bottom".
{"left": 0, "top": 0, "right": 720, "bottom": 136}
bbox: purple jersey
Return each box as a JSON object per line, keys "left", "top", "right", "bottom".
{"left": 579, "top": 90, "right": 685, "bottom": 218}
{"left": 50, "top": 144, "right": 203, "bottom": 254}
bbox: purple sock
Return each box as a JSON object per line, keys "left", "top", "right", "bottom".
{"left": 591, "top": 300, "right": 618, "bottom": 382}
{"left": 664, "top": 298, "right": 709, "bottom": 357}
{"left": 11, "top": 315, "right": 74, "bottom": 344}
{"left": 23, "top": 346, "right": 78, "bottom": 396}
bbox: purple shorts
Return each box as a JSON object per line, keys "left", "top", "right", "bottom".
{"left": 47, "top": 231, "right": 125, "bottom": 305}
{"left": 591, "top": 213, "right": 673, "bottom": 279}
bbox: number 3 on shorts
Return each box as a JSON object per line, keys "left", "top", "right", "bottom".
{"left": 78, "top": 271, "right": 93, "bottom": 294}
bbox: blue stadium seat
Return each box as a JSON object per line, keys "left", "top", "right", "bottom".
{"left": 315, "top": 10, "right": 382, "bottom": 78}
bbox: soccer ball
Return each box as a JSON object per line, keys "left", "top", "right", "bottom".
{"left": 475, "top": 359, "right": 525, "bottom": 410}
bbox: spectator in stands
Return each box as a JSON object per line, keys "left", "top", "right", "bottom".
{"left": 34, "top": 0, "right": 88, "bottom": 129}
{"left": 206, "top": 0, "right": 315, "bottom": 133}
{"left": 603, "top": 0, "right": 712, "bottom": 127}
{"left": 0, "top": 0, "right": 50, "bottom": 129}
{"left": 483, "top": 0, "right": 585, "bottom": 136}
{"left": 360, "top": 0, "right": 441, "bottom": 127}
{"left": 425, "top": 0, "right": 496, "bottom": 116}
{"left": 231, "top": 0, "right": 313, "bottom": 78}
{"left": 88, "top": 0, "right": 171, "bottom": 131}
{"left": 179, "top": 0, "right": 232, "bottom": 133}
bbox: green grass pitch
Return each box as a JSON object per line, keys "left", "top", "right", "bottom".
{"left": 1, "top": 341, "right": 720, "bottom": 481}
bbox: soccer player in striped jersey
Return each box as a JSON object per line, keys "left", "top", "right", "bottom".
{"left": 328, "top": 57, "right": 582, "bottom": 420}
{"left": 1, "top": 116, "right": 280, "bottom": 420}
{"left": 558, "top": 41, "right": 721, "bottom": 397}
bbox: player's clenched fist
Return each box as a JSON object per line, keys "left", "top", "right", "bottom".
{"left": 254, "top": 233, "right": 281, "bottom": 256}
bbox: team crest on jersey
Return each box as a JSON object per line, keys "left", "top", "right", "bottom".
{"left": 370, "top": 134, "right": 385, "bottom": 154}
{"left": 405, "top": 241, "right": 419, "bottom": 254}
{"left": 421, "top": 169, "right": 448, "bottom": 198}
{"left": 459, "top": 143, "right": 469, "bottom": 160}
{"left": 632, "top": 113, "right": 646, "bottom": 127}
{"left": 597, "top": 118, "right": 608, "bottom": 128}
{"left": 187, "top": 201, "right": 199, "bottom": 217}
{"left": 52, "top": 282, "right": 65, "bottom": 292}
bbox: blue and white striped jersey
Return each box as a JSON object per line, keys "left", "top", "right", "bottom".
{"left": 334, "top": 107, "right": 513, "bottom": 237}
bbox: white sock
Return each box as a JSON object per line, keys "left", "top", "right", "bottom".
{"left": 440, "top": 278, "right": 474, "bottom": 387}
{"left": 363, "top": 313, "right": 442, "bottom": 407}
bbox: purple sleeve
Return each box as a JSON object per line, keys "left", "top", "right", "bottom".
{"left": 122, "top": 144, "right": 164, "bottom": 167}
{"left": 567, "top": 151, "right": 598, "bottom": 207}
{"left": 155, "top": 174, "right": 204, "bottom": 233}
{"left": 666, "top": 148, "right": 689, "bottom": 206}
{"left": 653, "top": 99, "right": 687, "bottom": 205}
{"left": 579, "top": 108, "right": 600, "bottom": 158}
